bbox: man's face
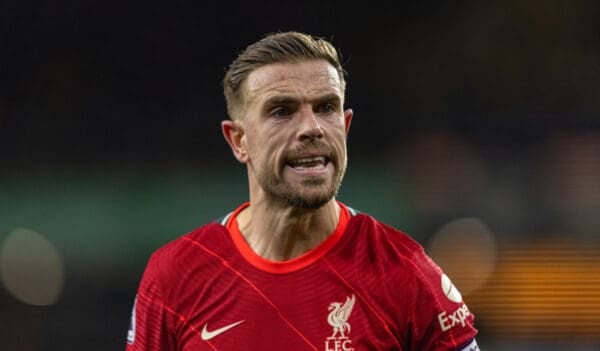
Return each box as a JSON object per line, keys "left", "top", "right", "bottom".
{"left": 237, "top": 60, "right": 352, "bottom": 209}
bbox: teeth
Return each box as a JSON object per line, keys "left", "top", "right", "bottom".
{"left": 294, "top": 156, "right": 325, "bottom": 165}
{"left": 293, "top": 163, "right": 325, "bottom": 170}
{"left": 288, "top": 156, "right": 327, "bottom": 170}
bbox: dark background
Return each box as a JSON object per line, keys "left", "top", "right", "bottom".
{"left": 1, "top": 1, "right": 600, "bottom": 349}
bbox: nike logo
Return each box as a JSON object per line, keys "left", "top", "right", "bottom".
{"left": 200, "top": 320, "right": 245, "bottom": 341}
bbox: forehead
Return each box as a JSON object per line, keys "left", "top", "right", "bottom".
{"left": 244, "top": 60, "right": 343, "bottom": 105}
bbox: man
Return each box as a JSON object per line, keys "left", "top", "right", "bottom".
{"left": 126, "top": 32, "right": 479, "bottom": 350}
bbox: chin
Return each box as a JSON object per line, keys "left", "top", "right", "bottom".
{"left": 283, "top": 186, "right": 337, "bottom": 210}
{"left": 259, "top": 171, "right": 341, "bottom": 209}
{"left": 284, "top": 195, "right": 331, "bottom": 210}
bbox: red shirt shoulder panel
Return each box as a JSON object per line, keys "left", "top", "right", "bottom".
{"left": 331, "top": 213, "right": 478, "bottom": 350}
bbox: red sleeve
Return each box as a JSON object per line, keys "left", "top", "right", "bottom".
{"left": 407, "top": 248, "right": 478, "bottom": 350}
{"left": 126, "top": 253, "right": 179, "bottom": 351}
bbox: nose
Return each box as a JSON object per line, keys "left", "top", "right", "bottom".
{"left": 296, "top": 106, "right": 323, "bottom": 141}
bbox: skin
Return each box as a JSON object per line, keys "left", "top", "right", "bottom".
{"left": 222, "top": 59, "right": 353, "bottom": 261}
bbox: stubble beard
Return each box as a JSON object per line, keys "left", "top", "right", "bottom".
{"left": 258, "top": 156, "right": 347, "bottom": 210}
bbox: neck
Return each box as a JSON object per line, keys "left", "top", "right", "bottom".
{"left": 236, "top": 198, "right": 340, "bottom": 261}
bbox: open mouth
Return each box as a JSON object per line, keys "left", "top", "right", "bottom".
{"left": 287, "top": 156, "right": 329, "bottom": 171}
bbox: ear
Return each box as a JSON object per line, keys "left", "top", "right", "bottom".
{"left": 343, "top": 108, "right": 353, "bottom": 135}
{"left": 221, "top": 120, "right": 249, "bottom": 163}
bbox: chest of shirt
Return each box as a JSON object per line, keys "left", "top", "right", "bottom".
{"left": 171, "top": 269, "right": 403, "bottom": 350}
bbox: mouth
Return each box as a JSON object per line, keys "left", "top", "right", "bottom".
{"left": 286, "top": 155, "right": 329, "bottom": 171}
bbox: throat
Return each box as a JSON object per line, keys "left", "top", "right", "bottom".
{"left": 245, "top": 222, "right": 329, "bottom": 261}
{"left": 236, "top": 201, "right": 340, "bottom": 261}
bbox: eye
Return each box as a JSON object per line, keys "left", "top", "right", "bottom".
{"left": 317, "top": 103, "right": 337, "bottom": 114}
{"left": 270, "top": 106, "right": 291, "bottom": 118}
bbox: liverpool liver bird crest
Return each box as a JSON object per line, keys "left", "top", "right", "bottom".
{"left": 327, "top": 294, "right": 356, "bottom": 339}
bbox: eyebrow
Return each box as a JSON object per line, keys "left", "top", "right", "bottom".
{"left": 263, "top": 93, "right": 342, "bottom": 107}
{"left": 263, "top": 95, "right": 297, "bottom": 106}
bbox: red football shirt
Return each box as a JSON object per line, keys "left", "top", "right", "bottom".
{"left": 126, "top": 202, "right": 478, "bottom": 350}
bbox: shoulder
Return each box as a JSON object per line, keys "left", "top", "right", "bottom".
{"left": 137, "top": 219, "right": 234, "bottom": 310}
{"left": 345, "top": 209, "right": 478, "bottom": 347}
{"left": 344, "top": 209, "right": 447, "bottom": 292}
{"left": 146, "top": 221, "right": 229, "bottom": 276}
{"left": 347, "top": 210, "right": 427, "bottom": 262}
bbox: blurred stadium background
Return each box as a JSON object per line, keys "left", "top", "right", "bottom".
{"left": 2, "top": 1, "right": 600, "bottom": 349}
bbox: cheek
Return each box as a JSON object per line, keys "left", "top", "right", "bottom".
{"left": 332, "top": 133, "right": 349, "bottom": 166}
{"left": 247, "top": 134, "right": 279, "bottom": 166}
{"left": 329, "top": 127, "right": 348, "bottom": 150}
{"left": 244, "top": 127, "right": 265, "bottom": 158}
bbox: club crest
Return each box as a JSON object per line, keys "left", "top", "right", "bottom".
{"left": 325, "top": 294, "right": 356, "bottom": 351}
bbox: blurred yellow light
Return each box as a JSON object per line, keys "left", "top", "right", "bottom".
{"left": 0, "top": 228, "right": 65, "bottom": 306}
{"left": 427, "top": 217, "right": 497, "bottom": 296}
{"left": 467, "top": 239, "right": 600, "bottom": 343}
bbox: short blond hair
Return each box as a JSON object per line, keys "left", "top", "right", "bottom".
{"left": 223, "top": 32, "right": 346, "bottom": 120}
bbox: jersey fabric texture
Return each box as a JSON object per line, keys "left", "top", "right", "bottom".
{"left": 126, "top": 202, "right": 478, "bottom": 350}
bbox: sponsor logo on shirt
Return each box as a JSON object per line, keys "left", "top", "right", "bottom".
{"left": 438, "top": 304, "right": 471, "bottom": 332}
{"left": 325, "top": 295, "right": 356, "bottom": 351}
{"left": 127, "top": 296, "right": 137, "bottom": 344}
{"left": 438, "top": 272, "right": 471, "bottom": 331}
{"left": 441, "top": 273, "right": 463, "bottom": 303}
